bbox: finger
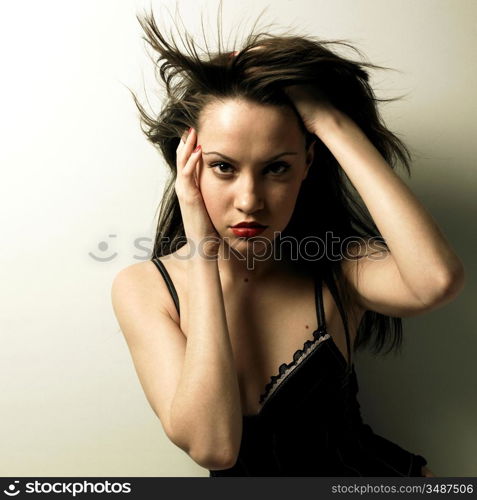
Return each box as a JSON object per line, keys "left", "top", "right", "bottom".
{"left": 181, "top": 145, "right": 202, "bottom": 178}
{"left": 177, "top": 128, "right": 197, "bottom": 167}
{"left": 177, "top": 128, "right": 189, "bottom": 154}
{"left": 193, "top": 146, "right": 204, "bottom": 187}
{"left": 180, "top": 128, "right": 189, "bottom": 144}
{"left": 179, "top": 146, "right": 202, "bottom": 199}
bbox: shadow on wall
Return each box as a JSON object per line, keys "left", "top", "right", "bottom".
{"left": 355, "top": 161, "right": 476, "bottom": 477}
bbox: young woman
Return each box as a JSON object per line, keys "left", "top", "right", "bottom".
{"left": 111, "top": 11, "right": 465, "bottom": 477}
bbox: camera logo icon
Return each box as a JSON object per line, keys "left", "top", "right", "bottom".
{"left": 88, "top": 234, "right": 118, "bottom": 262}
{"left": 3, "top": 480, "right": 20, "bottom": 496}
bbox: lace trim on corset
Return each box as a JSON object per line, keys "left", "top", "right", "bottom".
{"left": 258, "top": 326, "right": 330, "bottom": 406}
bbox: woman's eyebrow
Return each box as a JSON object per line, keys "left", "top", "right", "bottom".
{"left": 202, "top": 151, "right": 298, "bottom": 163}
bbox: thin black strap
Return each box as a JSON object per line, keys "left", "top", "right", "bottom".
{"left": 314, "top": 274, "right": 326, "bottom": 331}
{"left": 151, "top": 258, "right": 180, "bottom": 317}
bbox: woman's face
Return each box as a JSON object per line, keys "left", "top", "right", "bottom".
{"left": 196, "top": 98, "right": 314, "bottom": 254}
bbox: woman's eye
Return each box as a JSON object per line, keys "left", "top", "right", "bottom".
{"left": 208, "top": 161, "right": 291, "bottom": 176}
{"left": 209, "top": 162, "right": 234, "bottom": 175}
{"left": 266, "top": 162, "right": 291, "bottom": 175}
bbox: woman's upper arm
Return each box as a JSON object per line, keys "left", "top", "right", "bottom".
{"left": 111, "top": 263, "right": 186, "bottom": 445}
{"left": 341, "top": 244, "right": 460, "bottom": 318}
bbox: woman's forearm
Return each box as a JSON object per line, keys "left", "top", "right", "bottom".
{"left": 169, "top": 254, "right": 242, "bottom": 468}
{"left": 314, "top": 110, "right": 465, "bottom": 304}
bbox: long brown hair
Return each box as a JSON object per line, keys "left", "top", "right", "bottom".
{"left": 130, "top": 7, "right": 413, "bottom": 381}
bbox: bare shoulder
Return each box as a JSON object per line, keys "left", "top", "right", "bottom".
{"left": 111, "top": 258, "right": 180, "bottom": 325}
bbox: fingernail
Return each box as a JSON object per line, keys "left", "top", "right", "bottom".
{"left": 189, "top": 127, "right": 194, "bottom": 134}
{"left": 194, "top": 145, "right": 201, "bottom": 153}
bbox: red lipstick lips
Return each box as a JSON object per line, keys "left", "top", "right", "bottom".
{"left": 230, "top": 221, "right": 267, "bottom": 238}
{"left": 232, "top": 221, "right": 266, "bottom": 228}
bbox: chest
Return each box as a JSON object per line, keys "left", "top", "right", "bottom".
{"left": 174, "top": 272, "right": 359, "bottom": 417}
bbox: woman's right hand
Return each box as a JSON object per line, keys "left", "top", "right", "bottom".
{"left": 175, "top": 127, "right": 220, "bottom": 257}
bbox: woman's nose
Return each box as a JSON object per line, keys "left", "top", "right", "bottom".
{"left": 233, "top": 177, "right": 264, "bottom": 214}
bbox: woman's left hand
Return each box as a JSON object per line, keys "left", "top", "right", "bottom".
{"left": 283, "top": 84, "right": 338, "bottom": 136}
